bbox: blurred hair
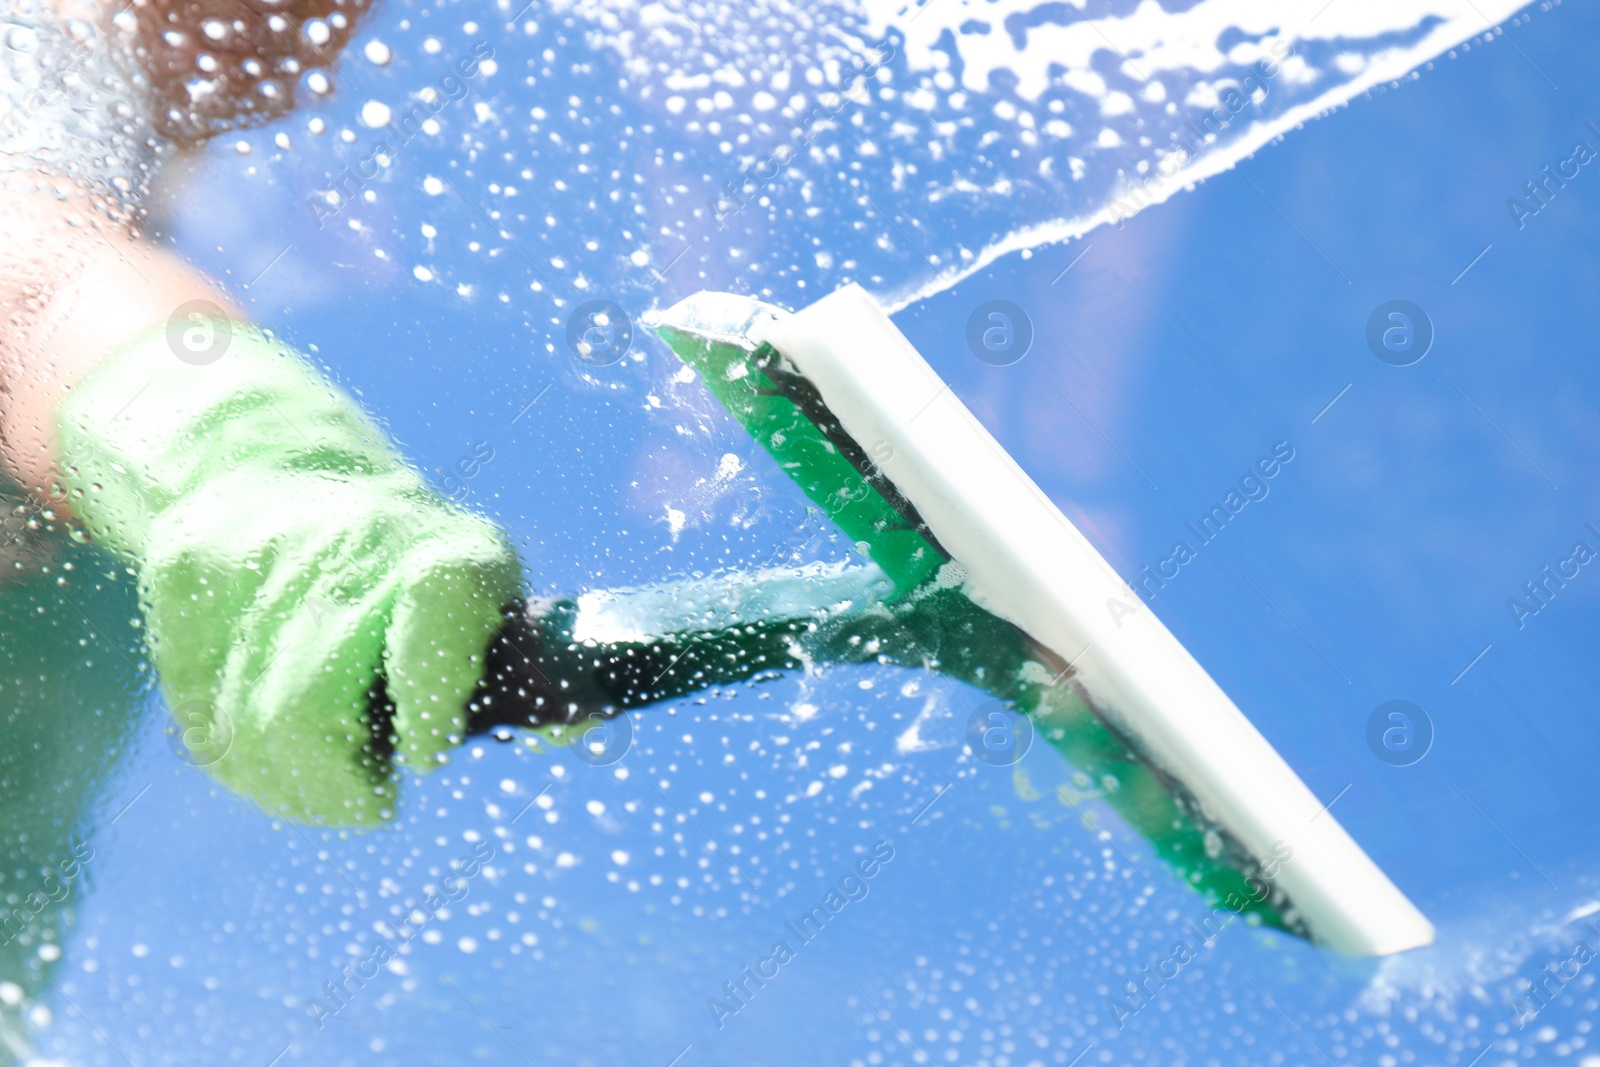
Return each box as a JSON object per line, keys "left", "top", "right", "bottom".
{"left": 126, "top": 0, "right": 373, "bottom": 144}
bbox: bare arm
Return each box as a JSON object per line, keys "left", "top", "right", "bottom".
{"left": 0, "top": 183, "right": 241, "bottom": 498}
{"left": 0, "top": 0, "right": 365, "bottom": 499}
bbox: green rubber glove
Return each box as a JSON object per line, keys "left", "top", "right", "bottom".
{"left": 55, "top": 319, "right": 523, "bottom": 826}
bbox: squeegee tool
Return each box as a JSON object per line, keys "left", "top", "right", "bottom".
{"left": 648, "top": 283, "right": 1434, "bottom": 957}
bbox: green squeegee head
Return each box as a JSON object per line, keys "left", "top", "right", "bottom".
{"left": 650, "top": 293, "right": 1296, "bottom": 937}
{"left": 648, "top": 287, "right": 1434, "bottom": 957}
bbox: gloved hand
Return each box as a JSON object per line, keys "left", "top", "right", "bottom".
{"left": 55, "top": 317, "right": 522, "bottom": 826}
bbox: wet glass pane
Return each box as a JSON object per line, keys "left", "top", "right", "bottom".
{"left": 0, "top": 0, "right": 1594, "bottom": 1064}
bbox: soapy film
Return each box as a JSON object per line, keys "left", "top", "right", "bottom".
{"left": 542, "top": 0, "right": 1541, "bottom": 308}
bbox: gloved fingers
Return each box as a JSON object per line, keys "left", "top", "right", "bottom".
{"left": 141, "top": 473, "right": 405, "bottom": 824}
{"left": 384, "top": 514, "right": 523, "bottom": 770}
{"left": 232, "top": 623, "right": 398, "bottom": 828}
{"left": 153, "top": 591, "right": 397, "bottom": 828}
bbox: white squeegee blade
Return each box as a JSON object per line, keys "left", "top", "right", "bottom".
{"left": 751, "top": 283, "right": 1434, "bottom": 957}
